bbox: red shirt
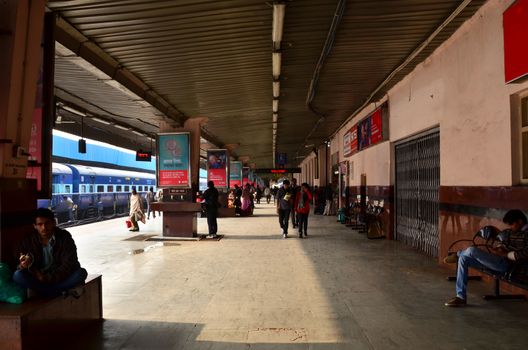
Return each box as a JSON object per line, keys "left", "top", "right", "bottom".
{"left": 294, "top": 189, "right": 313, "bottom": 214}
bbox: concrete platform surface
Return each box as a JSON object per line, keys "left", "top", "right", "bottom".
{"left": 50, "top": 203, "right": 528, "bottom": 349}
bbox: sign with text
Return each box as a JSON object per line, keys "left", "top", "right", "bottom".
{"left": 358, "top": 117, "right": 371, "bottom": 151}
{"left": 207, "top": 149, "right": 228, "bottom": 188}
{"left": 136, "top": 150, "right": 152, "bottom": 162}
{"left": 230, "top": 161, "right": 242, "bottom": 187}
{"left": 157, "top": 132, "right": 191, "bottom": 187}
{"left": 254, "top": 168, "right": 302, "bottom": 173}
{"left": 370, "top": 108, "right": 383, "bottom": 144}
{"left": 504, "top": 0, "right": 528, "bottom": 83}
{"left": 343, "top": 126, "right": 358, "bottom": 157}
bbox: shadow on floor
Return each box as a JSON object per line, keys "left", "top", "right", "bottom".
{"left": 34, "top": 319, "right": 357, "bottom": 349}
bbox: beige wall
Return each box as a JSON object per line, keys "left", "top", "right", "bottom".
{"left": 390, "top": 0, "right": 528, "bottom": 186}
{"left": 301, "top": 0, "right": 528, "bottom": 187}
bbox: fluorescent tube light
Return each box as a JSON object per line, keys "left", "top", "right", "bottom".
{"left": 272, "top": 52, "right": 281, "bottom": 79}
{"left": 132, "top": 130, "right": 145, "bottom": 136}
{"left": 272, "top": 113, "right": 278, "bottom": 123}
{"left": 113, "top": 124, "right": 130, "bottom": 131}
{"left": 272, "top": 3, "right": 286, "bottom": 50}
{"left": 91, "top": 117, "right": 111, "bottom": 125}
{"left": 273, "top": 81, "right": 280, "bottom": 98}
{"left": 272, "top": 99, "right": 279, "bottom": 113}
{"left": 62, "top": 105, "right": 86, "bottom": 117}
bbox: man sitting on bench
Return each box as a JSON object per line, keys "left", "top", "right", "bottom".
{"left": 444, "top": 209, "right": 528, "bottom": 307}
{"left": 13, "top": 208, "right": 88, "bottom": 298}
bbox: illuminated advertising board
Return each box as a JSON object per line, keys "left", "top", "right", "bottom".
{"left": 157, "top": 132, "right": 191, "bottom": 187}
{"left": 230, "top": 161, "right": 242, "bottom": 187}
{"left": 207, "top": 149, "right": 228, "bottom": 188}
{"left": 242, "top": 167, "right": 250, "bottom": 186}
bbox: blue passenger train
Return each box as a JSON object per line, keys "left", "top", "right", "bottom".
{"left": 39, "top": 162, "right": 156, "bottom": 224}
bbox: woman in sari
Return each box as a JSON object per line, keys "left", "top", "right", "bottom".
{"left": 240, "top": 184, "right": 253, "bottom": 216}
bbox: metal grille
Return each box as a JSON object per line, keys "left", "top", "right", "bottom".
{"left": 395, "top": 131, "right": 440, "bottom": 257}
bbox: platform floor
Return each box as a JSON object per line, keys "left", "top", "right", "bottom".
{"left": 58, "top": 203, "right": 528, "bottom": 349}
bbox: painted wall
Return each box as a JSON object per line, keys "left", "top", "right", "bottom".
{"left": 390, "top": 0, "right": 528, "bottom": 186}
{"left": 301, "top": 0, "right": 528, "bottom": 188}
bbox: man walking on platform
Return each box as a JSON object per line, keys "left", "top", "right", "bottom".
{"left": 290, "top": 178, "right": 299, "bottom": 229}
{"left": 203, "top": 181, "right": 220, "bottom": 238}
{"left": 276, "top": 180, "right": 293, "bottom": 239}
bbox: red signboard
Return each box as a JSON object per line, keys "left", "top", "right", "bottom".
{"left": 343, "top": 126, "right": 358, "bottom": 157}
{"left": 370, "top": 108, "right": 383, "bottom": 144}
{"left": 159, "top": 170, "right": 190, "bottom": 186}
{"left": 504, "top": 0, "right": 528, "bottom": 83}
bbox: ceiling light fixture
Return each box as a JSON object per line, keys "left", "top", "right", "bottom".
{"left": 272, "top": 52, "right": 281, "bottom": 79}
{"left": 273, "top": 80, "right": 280, "bottom": 98}
{"left": 272, "top": 113, "right": 278, "bottom": 123}
{"left": 272, "top": 99, "right": 279, "bottom": 113}
{"left": 91, "top": 117, "right": 111, "bottom": 125}
{"left": 62, "top": 105, "right": 87, "bottom": 117}
{"left": 272, "top": 3, "right": 286, "bottom": 50}
{"left": 132, "top": 130, "right": 145, "bottom": 137}
{"left": 113, "top": 124, "right": 130, "bottom": 131}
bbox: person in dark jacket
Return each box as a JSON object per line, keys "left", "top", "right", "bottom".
{"left": 203, "top": 181, "right": 220, "bottom": 238}
{"left": 13, "top": 208, "right": 87, "bottom": 298}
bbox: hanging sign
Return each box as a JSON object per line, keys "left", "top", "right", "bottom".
{"left": 207, "top": 149, "right": 228, "bottom": 188}
{"left": 157, "top": 132, "right": 191, "bottom": 187}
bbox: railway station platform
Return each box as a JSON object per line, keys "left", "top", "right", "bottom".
{"left": 52, "top": 203, "right": 528, "bottom": 349}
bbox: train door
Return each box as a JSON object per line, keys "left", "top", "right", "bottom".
{"left": 394, "top": 130, "right": 440, "bottom": 257}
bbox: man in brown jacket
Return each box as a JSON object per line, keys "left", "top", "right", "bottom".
{"left": 13, "top": 208, "right": 87, "bottom": 298}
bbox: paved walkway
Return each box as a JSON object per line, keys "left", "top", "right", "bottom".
{"left": 63, "top": 203, "right": 528, "bottom": 349}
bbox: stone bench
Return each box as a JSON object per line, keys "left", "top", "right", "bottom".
{"left": 0, "top": 274, "right": 102, "bottom": 350}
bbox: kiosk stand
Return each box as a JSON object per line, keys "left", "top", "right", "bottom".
{"left": 151, "top": 119, "right": 205, "bottom": 237}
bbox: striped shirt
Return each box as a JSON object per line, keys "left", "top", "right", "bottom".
{"left": 498, "top": 224, "right": 528, "bottom": 261}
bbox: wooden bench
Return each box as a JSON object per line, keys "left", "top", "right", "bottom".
{"left": 0, "top": 274, "right": 102, "bottom": 350}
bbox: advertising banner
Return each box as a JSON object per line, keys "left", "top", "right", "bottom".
{"left": 358, "top": 118, "right": 371, "bottom": 150}
{"left": 207, "top": 149, "right": 228, "bottom": 188}
{"left": 230, "top": 161, "right": 242, "bottom": 187}
{"left": 157, "top": 132, "right": 191, "bottom": 187}
{"left": 370, "top": 108, "right": 383, "bottom": 145}
{"left": 343, "top": 126, "right": 358, "bottom": 157}
{"left": 242, "top": 167, "right": 250, "bottom": 186}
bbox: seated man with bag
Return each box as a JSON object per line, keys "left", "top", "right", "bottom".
{"left": 444, "top": 209, "right": 528, "bottom": 307}
{"left": 13, "top": 208, "right": 87, "bottom": 298}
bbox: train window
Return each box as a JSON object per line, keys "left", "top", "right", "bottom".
{"left": 65, "top": 185, "right": 71, "bottom": 193}
{"left": 116, "top": 185, "right": 122, "bottom": 192}
{"left": 97, "top": 185, "right": 104, "bottom": 193}
{"left": 89, "top": 185, "right": 94, "bottom": 193}
{"left": 138, "top": 186, "right": 143, "bottom": 191}
{"left": 125, "top": 185, "right": 130, "bottom": 192}
{"left": 107, "top": 185, "right": 114, "bottom": 192}
{"left": 81, "top": 185, "right": 86, "bottom": 193}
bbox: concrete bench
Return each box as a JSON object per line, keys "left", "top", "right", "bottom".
{"left": 0, "top": 274, "right": 102, "bottom": 350}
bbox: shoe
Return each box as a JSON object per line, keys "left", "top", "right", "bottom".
{"left": 208, "top": 234, "right": 218, "bottom": 239}
{"left": 299, "top": 233, "right": 303, "bottom": 238}
{"left": 304, "top": 232, "right": 308, "bottom": 237}
{"left": 282, "top": 233, "right": 287, "bottom": 239}
{"left": 443, "top": 253, "right": 458, "bottom": 264}
{"left": 445, "top": 296, "right": 466, "bottom": 307}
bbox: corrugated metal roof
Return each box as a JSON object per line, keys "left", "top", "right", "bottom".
{"left": 47, "top": 0, "right": 487, "bottom": 167}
